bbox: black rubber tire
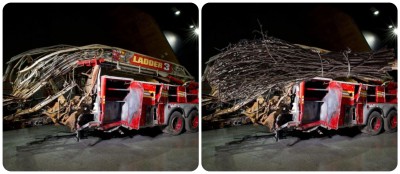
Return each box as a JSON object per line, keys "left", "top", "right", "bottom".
{"left": 384, "top": 110, "right": 397, "bottom": 133}
{"left": 168, "top": 111, "right": 185, "bottom": 136}
{"left": 366, "top": 111, "right": 384, "bottom": 135}
{"left": 185, "top": 110, "right": 199, "bottom": 133}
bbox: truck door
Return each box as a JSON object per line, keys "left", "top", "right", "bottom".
{"left": 141, "top": 84, "right": 156, "bottom": 126}
{"left": 321, "top": 81, "right": 342, "bottom": 130}
{"left": 353, "top": 84, "right": 362, "bottom": 124}
{"left": 121, "top": 81, "right": 143, "bottom": 130}
{"left": 340, "top": 83, "right": 356, "bottom": 127}
{"left": 356, "top": 85, "right": 367, "bottom": 124}
{"left": 155, "top": 84, "right": 165, "bottom": 125}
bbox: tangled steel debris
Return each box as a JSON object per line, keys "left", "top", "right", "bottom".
{"left": 203, "top": 36, "right": 396, "bottom": 129}
{"left": 3, "top": 44, "right": 192, "bottom": 130}
{"left": 4, "top": 45, "right": 100, "bottom": 128}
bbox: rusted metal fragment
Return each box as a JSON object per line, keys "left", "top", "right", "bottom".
{"left": 4, "top": 83, "right": 76, "bottom": 121}
{"left": 43, "top": 95, "right": 67, "bottom": 123}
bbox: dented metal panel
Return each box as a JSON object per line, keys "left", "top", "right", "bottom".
{"left": 322, "top": 82, "right": 342, "bottom": 130}
{"left": 126, "top": 82, "right": 144, "bottom": 130}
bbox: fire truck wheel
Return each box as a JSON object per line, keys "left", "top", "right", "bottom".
{"left": 367, "top": 111, "right": 384, "bottom": 135}
{"left": 384, "top": 110, "right": 397, "bottom": 133}
{"left": 169, "top": 111, "right": 185, "bottom": 136}
{"left": 185, "top": 110, "right": 199, "bottom": 133}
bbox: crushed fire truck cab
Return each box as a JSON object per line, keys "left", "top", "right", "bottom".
{"left": 75, "top": 65, "right": 199, "bottom": 138}
{"left": 277, "top": 78, "right": 397, "bottom": 136}
{"left": 78, "top": 74, "right": 198, "bottom": 135}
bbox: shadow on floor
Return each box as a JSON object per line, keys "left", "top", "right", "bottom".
{"left": 17, "top": 126, "right": 169, "bottom": 152}
{"left": 215, "top": 126, "right": 364, "bottom": 153}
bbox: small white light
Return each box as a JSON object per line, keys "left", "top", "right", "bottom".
{"left": 393, "top": 28, "right": 397, "bottom": 35}
{"left": 194, "top": 28, "right": 199, "bottom": 35}
{"left": 175, "top": 10, "right": 181, "bottom": 16}
{"left": 189, "top": 25, "right": 195, "bottom": 29}
{"left": 373, "top": 10, "right": 379, "bottom": 16}
{"left": 388, "top": 25, "right": 393, "bottom": 29}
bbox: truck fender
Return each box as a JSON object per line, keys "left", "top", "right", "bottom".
{"left": 366, "top": 107, "right": 383, "bottom": 122}
{"left": 187, "top": 107, "right": 198, "bottom": 116}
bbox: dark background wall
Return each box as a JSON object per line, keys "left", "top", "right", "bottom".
{"left": 3, "top": 3, "right": 199, "bottom": 80}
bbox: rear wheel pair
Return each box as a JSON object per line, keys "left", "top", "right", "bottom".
{"left": 384, "top": 110, "right": 397, "bottom": 133}
{"left": 364, "top": 111, "right": 397, "bottom": 135}
{"left": 169, "top": 110, "right": 199, "bottom": 135}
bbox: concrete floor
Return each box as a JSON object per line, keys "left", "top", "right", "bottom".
{"left": 3, "top": 125, "right": 198, "bottom": 171}
{"left": 202, "top": 125, "right": 397, "bottom": 171}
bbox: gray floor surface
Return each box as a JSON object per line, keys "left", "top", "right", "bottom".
{"left": 3, "top": 125, "right": 198, "bottom": 171}
{"left": 202, "top": 124, "right": 397, "bottom": 171}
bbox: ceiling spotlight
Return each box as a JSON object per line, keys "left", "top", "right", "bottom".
{"left": 393, "top": 28, "right": 397, "bottom": 35}
{"left": 175, "top": 10, "right": 181, "bottom": 16}
{"left": 194, "top": 28, "right": 199, "bottom": 35}
{"left": 388, "top": 25, "right": 393, "bottom": 29}
{"left": 373, "top": 10, "right": 379, "bottom": 16}
{"left": 189, "top": 25, "right": 195, "bottom": 29}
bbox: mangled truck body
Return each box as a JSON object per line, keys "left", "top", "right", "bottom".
{"left": 202, "top": 36, "right": 397, "bottom": 136}
{"left": 275, "top": 78, "right": 397, "bottom": 136}
{"left": 3, "top": 45, "right": 198, "bottom": 137}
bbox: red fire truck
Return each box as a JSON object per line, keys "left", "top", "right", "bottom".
{"left": 73, "top": 49, "right": 198, "bottom": 139}
{"left": 276, "top": 77, "right": 397, "bottom": 136}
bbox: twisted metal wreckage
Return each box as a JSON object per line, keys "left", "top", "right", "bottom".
{"left": 3, "top": 44, "right": 196, "bottom": 132}
{"left": 203, "top": 36, "right": 396, "bottom": 131}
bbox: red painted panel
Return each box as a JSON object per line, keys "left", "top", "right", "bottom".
{"left": 340, "top": 83, "right": 355, "bottom": 105}
{"left": 139, "top": 83, "right": 156, "bottom": 127}
{"left": 155, "top": 84, "right": 164, "bottom": 103}
{"left": 142, "top": 84, "right": 156, "bottom": 105}
{"left": 301, "top": 120, "right": 324, "bottom": 130}
{"left": 386, "top": 83, "right": 397, "bottom": 103}
{"left": 177, "top": 86, "right": 187, "bottom": 103}
{"left": 102, "top": 121, "right": 122, "bottom": 130}
{"left": 157, "top": 104, "right": 165, "bottom": 125}
{"left": 299, "top": 82, "right": 305, "bottom": 123}
{"left": 338, "top": 83, "right": 355, "bottom": 127}
{"left": 325, "top": 81, "right": 342, "bottom": 130}
{"left": 354, "top": 84, "right": 362, "bottom": 103}
{"left": 338, "top": 110, "right": 344, "bottom": 127}
{"left": 140, "top": 109, "right": 147, "bottom": 126}
{"left": 77, "top": 58, "right": 105, "bottom": 67}
{"left": 129, "top": 53, "right": 173, "bottom": 73}
{"left": 160, "top": 86, "right": 169, "bottom": 103}
{"left": 329, "top": 114, "right": 340, "bottom": 130}
{"left": 376, "top": 86, "right": 385, "bottom": 103}
{"left": 356, "top": 103, "right": 364, "bottom": 124}
{"left": 100, "top": 76, "right": 107, "bottom": 123}
{"left": 359, "top": 86, "right": 367, "bottom": 103}
{"left": 128, "top": 82, "right": 143, "bottom": 130}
